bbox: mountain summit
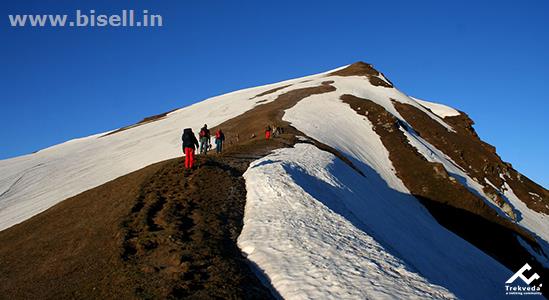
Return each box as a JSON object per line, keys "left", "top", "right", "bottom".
{"left": 0, "top": 62, "right": 547, "bottom": 299}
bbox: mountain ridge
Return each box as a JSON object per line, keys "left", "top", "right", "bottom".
{"left": 0, "top": 62, "right": 547, "bottom": 299}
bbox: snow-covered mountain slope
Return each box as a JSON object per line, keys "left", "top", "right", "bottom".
{"left": 0, "top": 67, "right": 341, "bottom": 231}
{"left": 1, "top": 61, "right": 547, "bottom": 298}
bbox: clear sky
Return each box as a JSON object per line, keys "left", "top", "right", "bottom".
{"left": 1, "top": 0, "right": 547, "bottom": 187}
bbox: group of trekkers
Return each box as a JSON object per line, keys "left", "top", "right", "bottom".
{"left": 181, "top": 124, "right": 224, "bottom": 169}
{"left": 265, "top": 125, "right": 283, "bottom": 140}
{"left": 181, "top": 124, "right": 282, "bottom": 169}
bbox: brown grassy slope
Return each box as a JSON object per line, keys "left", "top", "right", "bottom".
{"left": 249, "top": 84, "right": 292, "bottom": 100}
{"left": 0, "top": 161, "right": 165, "bottom": 299}
{"left": 0, "top": 142, "right": 286, "bottom": 299}
{"left": 117, "top": 139, "right": 290, "bottom": 299}
{"left": 397, "top": 101, "right": 548, "bottom": 215}
{"left": 102, "top": 108, "right": 179, "bottom": 138}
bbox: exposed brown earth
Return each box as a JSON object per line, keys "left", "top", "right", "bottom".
{"left": 0, "top": 145, "right": 284, "bottom": 299}
{"left": 330, "top": 61, "right": 394, "bottom": 88}
{"left": 341, "top": 94, "right": 548, "bottom": 297}
{"left": 0, "top": 160, "right": 163, "bottom": 299}
{"left": 394, "top": 101, "right": 548, "bottom": 215}
{"left": 249, "top": 84, "right": 292, "bottom": 99}
{"left": 118, "top": 139, "right": 292, "bottom": 299}
{"left": 102, "top": 108, "right": 178, "bottom": 137}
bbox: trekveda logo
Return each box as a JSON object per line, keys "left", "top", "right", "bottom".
{"left": 506, "top": 264, "right": 540, "bottom": 285}
{"left": 505, "top": 263, "right": 542, "bottom": 296}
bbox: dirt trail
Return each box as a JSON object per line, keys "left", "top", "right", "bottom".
{"left": 118, "top": 138, "right": 294, "bottom": 299}
{"left": 0, "top": 138, "right": 293, "bottom": 299}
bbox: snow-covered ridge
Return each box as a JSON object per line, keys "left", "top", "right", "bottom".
{"left": 239, "top": 143, "right": 510, "bottom": 299}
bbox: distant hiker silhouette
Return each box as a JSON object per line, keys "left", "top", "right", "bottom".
{"left": 272, "top": 124, "right": 282, "bottom": 137}
{"left": 265, "top": 125, "right": 272, "bottom": 140}
{"left": 182, "top": 128, "right": 199, "bottom": 169}
{"left": 215, "top": 129, "right": 225, "bottom": 154}
{"left": 199, "top": 124, "right": 211, "bottom": 155}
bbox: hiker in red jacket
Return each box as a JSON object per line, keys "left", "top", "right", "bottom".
{"left": 182, "top": 128, "right": 199, "bottom": 169}
{"left": 215, "top": 129, "right": 225, "bottom": 154}
{"left": 265, "top": 125, "right": 272, "bottom": 140}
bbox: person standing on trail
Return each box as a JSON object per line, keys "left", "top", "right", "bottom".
{"left": 199, "top": 124, "right": 211, "bottom": 155}
{"left": 182, "top": 128, "right": 199, "bottom": 169}
{"left": 265, "top": 125, "right": 272, "bottom": 140}
{"left": 215, "top": 129, "right": 225, "bottom": 154}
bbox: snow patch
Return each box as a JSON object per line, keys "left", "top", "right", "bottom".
{"left": 412, "top": 97, "right": 461, "bottom": 118}
{"left": 502, "top": 182, "right": 549, "bottom": 243}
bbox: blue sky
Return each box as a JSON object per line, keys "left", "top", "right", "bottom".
{"left": 1, "top": 0, "right": 547, "bottom": 187}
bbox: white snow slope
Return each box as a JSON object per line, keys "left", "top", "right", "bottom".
{"left": 240, "top": 144, "right": 511, "bottom": 299}
{"left": 1, "top": 63, "right": 546, "bottom": 299}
